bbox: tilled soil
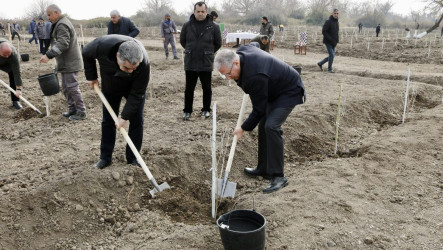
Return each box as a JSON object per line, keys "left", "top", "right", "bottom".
{"left": 0, "top": 28, "right": 442, "bottom": 249}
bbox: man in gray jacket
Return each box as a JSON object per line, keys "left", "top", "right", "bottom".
{"left": 160, "top": 13, "right": 179, "bottom": 60}
{"left": 39, "top": 4, "right": 87, "bottom": 120}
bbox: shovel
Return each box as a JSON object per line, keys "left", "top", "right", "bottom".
{"left": 0, "top": 79, "right": 43, "bottom": 115}
{"left": 93, "top": 84, "right": 170, "bottom": 197}
{"left": 217, "top": 93, "right": 249, "bottom": 198}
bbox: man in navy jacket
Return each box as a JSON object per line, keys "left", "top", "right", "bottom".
{"left": 214, "top": 44, "right": 305, "bottom": 193}
{"left": 82, "top": 35, "right": 150, "bottom": 169}
{"left": 107, "top": 10, "right": 140, "bottom": 38}
{"left": 317, "top": 9, "right": 339, "bottom": 73}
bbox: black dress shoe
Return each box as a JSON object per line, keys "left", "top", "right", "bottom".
{"left": 94, "top": 159, "right": 112, "bottom": 169}
{"left": 12, "top": 101, "right": 23, "bottom": 110}
{"left": 244, "top": 167, "right": 271, "bottom": 179}
{"left": 62, "top": 110, "right": 76, "bottom": 118}
{"left": 263, "top": 176, "right": 288, "bottom": 194}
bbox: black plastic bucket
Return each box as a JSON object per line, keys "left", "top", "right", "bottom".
{"left": 37, "top": 73, "right": 60, "bottom": 96}
{"left": 21, "top": 54, "right": 29, "bottom": 61}
{"left": 217, "top": 209, "right": 266, "bottom": 250}
{"left": 292, "top": 65, "right": 302, "bottom": 74}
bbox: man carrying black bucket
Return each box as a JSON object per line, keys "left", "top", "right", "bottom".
{"left": 82, "top": 35, "right": 150, "bottom": 169}
{"left": 39, "top": 4, "right": 87, "bottom": 121}
{"left": 214, "top": 45, "right": 305, "bottom": 194}
{"left": 0, "top": 39, "right": 24, "bottom": 109}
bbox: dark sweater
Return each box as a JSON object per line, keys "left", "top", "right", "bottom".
{"left": 322, "top": 15, "right": 339, "bottom": 46}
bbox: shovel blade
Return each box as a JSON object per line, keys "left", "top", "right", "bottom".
{"left": 217, "top": 178, "right": 237, "bottom": 198}
{"left": 149, "top": 182, "right": 171, "bottom": 197}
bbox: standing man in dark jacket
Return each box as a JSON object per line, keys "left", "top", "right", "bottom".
{"left": 82, "top": 35, "right": 150, "bottom": 169}
{"left": 40, "top": 4, "right": 87, "bottom": 121}
{"left": 376, "top": 24, "right": 381, "bottom": 37}
{"left": 317, "top": 9, "right": 339, "bottom": 73}
{"left": 0, "top": 39, "right": 23, "bottom": 109}
{"left": 107, "top": 10, "right": 140, "bottom": 38}
{"left": 214, "top": 45, "right": 305, "bottom": 193}
{"left": 160, "top": 13, "right": 179, "bottom": 60}
{"left": 180, "top": 1, "right": 222, "bottom": 120}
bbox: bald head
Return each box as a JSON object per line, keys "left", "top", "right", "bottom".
{"left": 0, "top": 42, "right": 12, "bottom": 58}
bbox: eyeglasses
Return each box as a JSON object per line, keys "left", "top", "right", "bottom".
{"left": 223, "top": 64, "right": 234, "bottom": 78}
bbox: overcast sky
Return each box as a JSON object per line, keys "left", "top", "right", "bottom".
{"left": 0, "top": 0, "right": 429, "bottom": 20}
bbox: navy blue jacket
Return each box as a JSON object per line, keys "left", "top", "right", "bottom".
{"left": 180, "top": 14, "right": 222, "bottom": 72}
{"left": 322, "top": 15, "right": 339, "bottom": 46}
{"left": 235, "top": 45, "right": 305, "bottom": 131}
{"left": 107, "top": 17, "right": 140, "bottom": 38}
{"left": 82, "top": 35, "right": 150, "bottom": 120}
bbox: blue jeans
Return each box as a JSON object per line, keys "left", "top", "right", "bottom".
{"left": 29, "top": 33, "right": 38, "bottom": 44}
{"left": 318, "top": 43, "right": 335, "bottom": 71}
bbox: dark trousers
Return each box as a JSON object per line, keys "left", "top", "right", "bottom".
{"left": 29, "top": 33, "right": 38, "bottom": 44}
{"left": 184, "top": 71, "right": 212, "bottom": 113}
{"left": 39, "top": 39, "right": 50, "bottom": 54}
{"left": 376, "top": 32, "right": 380, "bottom": 37}
{"left": 100, "top": 91, "right": 145, "bottom": 163}
{"left": 8, "top": 71, "right": 19, "bottom": 102}
{"left": 318, "top": 43, "right": 336, "bottom": 71}
{"left": 256, "top": 105, "right": 295, "bottom": 177}
{"left": 11, "top": 31, "right": 21, "bottom": 40}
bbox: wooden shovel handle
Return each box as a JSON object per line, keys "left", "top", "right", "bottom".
{"left": 93, "top": 84, "right": 154, "bottom": 180}
{"left": 0, "top": 79, "right": 42, "bottom": 114}
{"left": 225, "top": 94, "right": 249, "bottom": 172}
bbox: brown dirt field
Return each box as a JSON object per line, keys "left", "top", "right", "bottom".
{"left": 0, "top": 27, "right": 442, "bottom": 249}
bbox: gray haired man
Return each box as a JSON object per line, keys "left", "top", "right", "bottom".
{"left": 82, "top": 35, "right": 150, "bottom": 169}
{"left": 108, "top": 10, "right": 140, "bottom": 38}
{"left": 40, "top": 4, "right": 87, "bottom": 120}
{"left": 160, "top": 13, "right": 179, "bottom": 60}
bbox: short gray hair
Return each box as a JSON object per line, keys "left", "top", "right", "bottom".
{"left": 117, "top": 40, "right": 144, "bottom": 65}
{"left": 214, "top": 50, "right": 239, "bottom": 70}
{"left": 47, "top": 4, "right": 62, "bottom": 14}
{"left": 110, "top": 10, "right": 120, "bottom": 16}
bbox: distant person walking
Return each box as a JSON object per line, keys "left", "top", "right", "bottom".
{"left": 28, "top": 19, "right": 38, "bottom": 44}
{"left": 358, "top": 22, "right": 363, "bottom": 33}
{"left": 0, "top": 39, "right": 24, "bottom": 110}
{"left": 376, "top": 24, "right": 381, "bottom": 37}
{"left": 10, "top": 21, "right": 21, "bottom": 41}
{"left": 107, "top": 10, "right": 140, "bottom": 38}
{"left": 180, "top": 1, "right": 221, "bottom": 120}
{"left": 40, "top": 4, "right": 87, "bottom": 121}
{"left": 317, "top": 9, "right": 339, "bottom": 73}
{"left": 160, "top": 13, "right": 179, "bottom": 60}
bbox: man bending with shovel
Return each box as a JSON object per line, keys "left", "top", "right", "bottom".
{"left": 82, "top": 35, "right": 150, "bottom": 169}
{"left": 214, "top": 44, "right": 305, "bottom": 193}
{"left": 0, "top": 39, "right": 23, "bottom": 110}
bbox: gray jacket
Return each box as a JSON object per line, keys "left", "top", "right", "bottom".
{"left": 35, "top": 22, "right": 46, "bottom": 39}
{"left": 260, "top": 22, "right": 274, "bottom": 38}
{"left": 46, "top": 16, "right": 82, "bottom": 73}
{"left": 160, "top": 19, "right": 177, "bottom": 37}
{"left": 0, "top": 39, "right": 22, "bottom": 87}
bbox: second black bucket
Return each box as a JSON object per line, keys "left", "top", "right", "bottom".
{"left": 292, "top": 65, "right": 302, "bottom": 74}
{"left": 217, "top": 209, "right": 266, "bottom": 250}
{"left": 21, "top": 54, "right": 29, "bottom": 62}
{"left": 38, "top": 73, "right": 60, "bottom": 96}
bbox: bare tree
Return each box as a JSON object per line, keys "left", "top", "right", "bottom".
{"left": 25, "top": 0, "right": 53, "bottom": 20}
{"left": 143, "top": 0, "right": 172, "bottom": 13}
{"left": 233, "top": 0, "right": 256, "bottom": 15}
{"left": 377, "top": 0, "right": 394, "bottom": 16}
